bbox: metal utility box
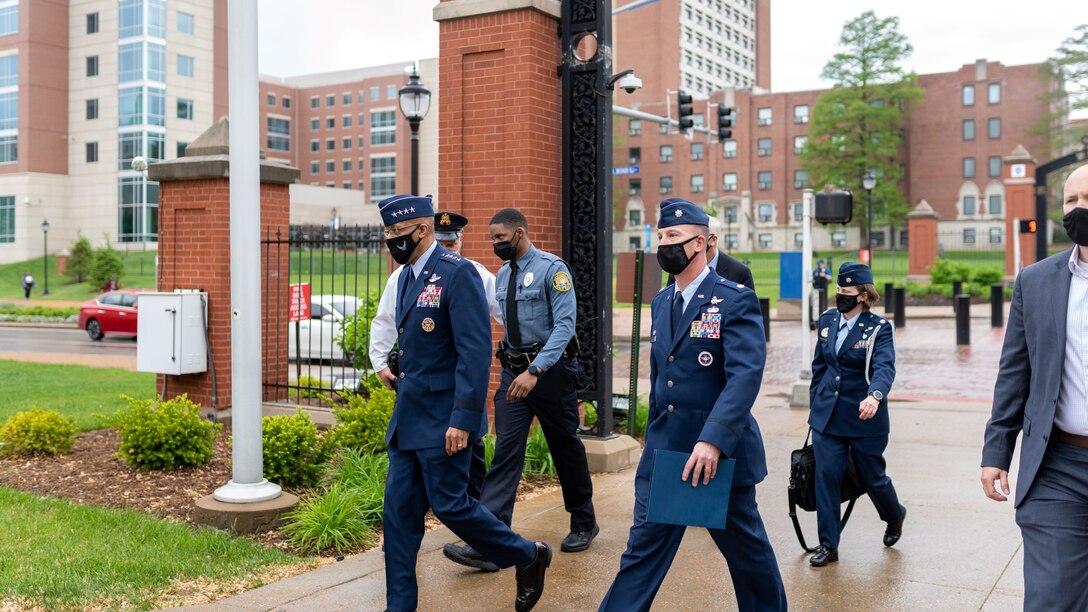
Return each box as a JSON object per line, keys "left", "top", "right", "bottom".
{"left": 137, "top": 292, "right": 208, "bottom": 375}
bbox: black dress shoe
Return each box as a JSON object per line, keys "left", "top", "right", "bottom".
{"left": 560, "top": 523, "right": 600, "bottom": 552}
{"left": 884, "top": 505, "right": 906, "bottom": 547}
{"left": 809, "top": 545, "right": 838, "bottom": 567}
{"left": 443, "top": 543, "right": 500, "bottom": 573}
{"left": 515, "top": 542, "right": 552, "bottom": 612}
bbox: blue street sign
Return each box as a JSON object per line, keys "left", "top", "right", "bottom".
{"left": 613, "top": 165, "right": 640, "bottom": 175}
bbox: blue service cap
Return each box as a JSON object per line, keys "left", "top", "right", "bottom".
{"left": 378, "top": 194, "right": 434, "bottom": 226}
{"left": 837, "top": 262, "right": 874, "bottom": 287}
{"left": 434, "top": 211, "right": 469, "bottom": 241}
{"left": 657, "top": 198, "right": 710, "bottom": 229}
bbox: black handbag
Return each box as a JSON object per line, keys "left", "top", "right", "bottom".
{"left": 788, "top": 428, "right": 866, "bottom": 552}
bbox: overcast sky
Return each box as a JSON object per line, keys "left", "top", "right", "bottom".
{"left": 258, "top": 0, "right": 1075, "bottom": 92}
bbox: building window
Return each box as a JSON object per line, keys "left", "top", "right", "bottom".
{"left": 118, "top": 88, "right": 143, "bottom": 126}
{"left": 358, "top": 158, "right": 365, "bottom": 171}
{"left": 794, "top": 104, "right": 809, "bottom": 123}
{"left": 963, "top": 157, "right": 976, "bottom": 178}
{"left": 794, "top": 135, "right": 808, "bottom": 154}
{"left": 629, "top": 119, "right": 641, "bottom": 136}
{"left": 660, "top": 176, "right": 673, "bottom": 194}
{"left": 177, "top": 54, "right": 194, "bottom": 78}
{"left": 310, "top": 97, "right": 319, "bottom": 109}
{"left": 326, "top": 117, "right": 335, "bottom": 129}
{"left": 341, "top": 182, "right": 351, "bottom": 190}
{"left": 988, "top": 118, "right": 1001, "bottom": 139}
{"left": 119, "top": 43, "right": 143, "bottom": 82}
{"left": 87, "top": 12, "right": 100, "bottom": 34}
{"left": 326, "top": 138, "right": 335, "bottom": 151}
{"left": 326, "top": 95, "right": 335, "bottom": 107}
{"left": 990, "top": 227, "right": 1002, "bottom": 244}
{"left": 343, "top": 92, "right": 352, "bottom": 105}
{"left": 342, "top": 159, "right": 352, "bottom": 172}
{"left": 267, "top": 117, "right": 290, "bottom": 152}
{"left": 722, "top": 172, "right": 737, "bottom": 191}
{"left": 358, "top": 91, "right": 365, "bottom": 104}
{"left": 266, "top": 93, "right": 276, "bottom": 106}
{"left": 723, "top": 140, "right": 736, "bottom": 158}
{"left": 148, "top": 43, "right": 165, "bottom": 81}
{"left": 84, "top": 141, "right": 98, "bottom": 163}
{"left": 989, "top": 194, "right": 1002, "bottom": 215}
{"left": 358, "top": 136, "right": 366, "bottom": 148}
{"left": 86, "top": 99, "right": 98, "bottom": 120}
{"left": 628, "top": 209, "right": 641, "bottom": 226}
{"left": 371, "top": 110, "right": 396, "bottom": 145}
{"left": 176, "top": 141, "right": 188, "bottom": 158}
{"left": 794, "top": 170, "right": 808, "bottom": 189}
{"left": 691, "top": 142, "right": 704, "bottom": 161}
{"left": 963, "top": 195, "right": 977, "bottom": 216}
{"left": 724, "top": 233, "right": 738, "bottom": 249}
{"left": 832, "top": 231, "right": 847, "bottom": 247}
{"left": 0, "top": 3, "right": 15, "bottom": 36}
{"left": 0, "top": 195, "right": 13, "bottom": 243}
{"left": 310, "top": 139, "right": 318, "bottom": 152}
{"left": 358, "top": 113, "right": 365, "bottom": 126}
{"left": 178, "top": 11, "right": 194, "bottom": 35}
{"left": 119, "top": 0, "right": 143, "bottom": 38}
{"left": 691, "top": 174, "right": 704, "bottom": 193}
{"left": 988, "top": 156, "right": 1001, "bottom": 178}
{"left": 310, "top": 162, "right": 319, "bottom": 174}
{"left": 0, "top": 92, "right": 14, "bottom": 133}
{"left": 757, "top": 138, "right": 771, "bottom": 156}
{"left": 629, "top": 178, "right": 641, "bottom": 195}
{"left": 177, "top": 98, "right": 193, "bottom": 120}
{"left": 628, "top": 147, "right": 640, "bottom": 164}
{"left": 660, "top": 145, "right": 673, "bottom": 163}
{"left": 343, "top": 114, "right": 353, "bottom": 128}
{"left": 757, "top": 107, "right": 772, "bottom": 125}
{"left": 386, "top": 85, "right": 396, "bottom": 100}
{"left": 370, "top": 156, "right": 397, "bottom": 202}
{"left": 758, "top": 203, "right": 773, "bottom": 223}
{"left": 310, "top": 118, "right": 319, "bottom": 131}
{"left": 758, "top": 233, "right": 773, "bottom": 248}
{"left": 962, "top": 119, "right": 975, "bottom": 141}
{"left": 370, "top": 86, "right": 380, "bottom": 101}
{"left": 963, "top": 228, "right": 976, "bottom": 245}
{"left": 794, "top": 232, "right": 804, "bottom": 247}
{"left": 724, "top": 206, "right": 737, "bottom": 223}
{"left": 758, "top": 171, "right": 772, "bottom": 190}
{"left": 283, "top": 96, "right": 291, "bottom": 109}
{"left": 117, "top": 175, "right": 159, "bottom": 243}
{"left": 962, "top": 84, "right": 975, "bottom": 106}
{"left": 988, "top": 82, "right": 1001, "bottom": 104}
{"left": 86, "top": 56, "right": 99, "bottom": 77}
{"left": 659, "top": 122, "right": 669, "bottom": 135}
{"left": 343, "top": 137, "right": 352, "bottom": 150}
{"left": 326, "top": 161, "right": 335, "bottom": 173}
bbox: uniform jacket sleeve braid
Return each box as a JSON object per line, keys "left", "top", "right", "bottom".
{"left": 865, "top": 316, "right": 895, "bottom": 398}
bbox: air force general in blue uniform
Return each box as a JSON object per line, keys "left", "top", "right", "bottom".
{"left": 600, "top": 198, "right": 786, "bottom": 612}
{"left": 377, "top": 195, "right": 550, "bottom": 612}
{"left": 807, "top": 262, "right": 905, "bottom": 567}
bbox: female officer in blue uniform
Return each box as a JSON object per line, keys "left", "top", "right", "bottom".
{"left": 807, "top": 262, "right": 905, "bottom": 567}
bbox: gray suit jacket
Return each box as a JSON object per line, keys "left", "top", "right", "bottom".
{"left": 982, "top": 247, "right": 1075, "bottom": 506}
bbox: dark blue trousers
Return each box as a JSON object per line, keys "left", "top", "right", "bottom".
{"left": 479, "top": 357, "right": 595, "bottom": 531}
{"left": 599, "top": 471, "right": 786, "bottom": 611}
{"left": 812, "top": 430, "right": 903, "bottom": 549}
{"left": 383, "top": 441, "right": 536, "bottom": 612}
{"left": 1016, "top": 442, "right": 1088, "bottom": 612}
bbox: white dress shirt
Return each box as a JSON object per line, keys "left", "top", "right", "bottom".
{"left": 1055, "top": 248, "right": 1088, "bottom": 435}
{"left": 672, "top": 264, "right": 712, "bottom": 318}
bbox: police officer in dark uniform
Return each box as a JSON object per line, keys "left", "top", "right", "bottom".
{"left": 444, "top": 207, "right": 598, "bottom": 573}
{"left": 377, "top": 195, "right": 551, "bottom": 612}
{"left": 807, "top": 262, "right": 904, "bottom": 567}
{"left": 599, "top": 198, "right": 786, "bottom": 611}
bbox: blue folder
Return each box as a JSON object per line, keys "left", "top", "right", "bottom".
{"left": 647, "top": 449, "right": 735, "bottom": 529}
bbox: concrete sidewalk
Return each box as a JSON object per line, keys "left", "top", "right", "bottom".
{"left": 185, "top": 387, "right": 1022, "bottom": 611}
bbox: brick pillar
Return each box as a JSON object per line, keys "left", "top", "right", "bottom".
{"left": 906, "top": 200, "right": 939, "bottom": 281}
{"left": 149, "top": 117, "right": 299, "bottom": 411}
{"left": 1003, "top": 145, "right": 1037, "bottom": 276}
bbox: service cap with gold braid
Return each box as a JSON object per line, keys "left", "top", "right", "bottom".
{"left": 434, "top": 211, "right": 469, "bottom": 242}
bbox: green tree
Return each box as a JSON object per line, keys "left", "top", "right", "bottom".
{"left": 66, "top": 233, "right": 94, "bottom": 283}
{"left": 89, "top": 236, "right": 124, "bottom": 291}
{"left": 1033, "top": 25, "right": 1088, "bottom": 155}
{"left": 800, "top": 11, "right": 923, "bottom": 244}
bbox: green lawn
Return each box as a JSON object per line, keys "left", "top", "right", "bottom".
{"left": 0, "top": 486, "right": 313, "bottom": 610}
{"left": 0, "top": 250, "right": 158, "bottom": 302}
{"left": 0, "top": 361, "right": 154, "bottom": 431}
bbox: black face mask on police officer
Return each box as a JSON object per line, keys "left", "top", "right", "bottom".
{"left": 493, "top": 230, "right": 522, "bottom": 262}
{"left": 386, "top": 224, "right": 422, "bottom": 265}
{"left": 836, "top": 292, "right": 861, "bottom": 313}
{"left": 1064, "top": 207, "right": 1088, "bottom": 247}
{"left": 657, "top": 235, "right": 701, "bottom": 275}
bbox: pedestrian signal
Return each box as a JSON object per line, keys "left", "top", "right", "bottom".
{"left": 1018, "top": 219, "right": 1037, "bottom": 234}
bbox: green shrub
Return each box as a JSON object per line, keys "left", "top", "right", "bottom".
{"left": 103, "top": 394, "right": 221, "bottom": 470}
{"left": 335, "top": 292, "right": 381, "bottom": 371}
{"left": 970, "top": 266, "right": 1005, "bottom": 288}
{"left": 483, "top": 431, "right": 496, "bottom": 470}
{"left": 0, "top": 305, "right": 79, "bottom": 318}
{"left": 582, "top": 403, "right": 598, "bottom": 428}
{"left": 67, "top": 233, "right": 95, "bottom": 283}
{"left": 0, "top": 409, "right": 76, "bottom": 455}
{"left": 296, "top": 375, "right": 331, "bottom": 400}
{"left": 523, "top": 425, "right": 556, "bottom": 477}
{"left": 634, "top": 399, "right": 649, "bottom": 437}
{"left": 905, "top": 282, "right": 941, "bottom": 298}
{"left": 261, "top": 410, "right": 333, "bottom": 489}
{"left": 929, "top": 259, "right": 973, "bottom": 284}
{"left": 282, "top": 483, "right": 376, "bottom": 554}
{"left": 323, "top": 448, "right": 388, "bottom": 526}
{"left": 89, "top": 239, "right": 124, "bottom": 291}
{"left": 327, "top": 386, "right": 395, "bottom": 453}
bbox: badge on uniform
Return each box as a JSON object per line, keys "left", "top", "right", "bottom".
{"left": 417, "top": 285, "right": 443, "bottom": 308}
{"left": 421, "top": 317, "right": 435, "bottom": 332}
{"left": 690, "top": 313, "right": 722, "bottom": 339}
{"left": 523, "top": 272, "right": 535, "bottom": 287}
{"left": 851, "top": 339, "right": 865, "bottom": 349}
{"left": 820, "top": 327, "right": 828, "bottom": 339}
{"left": 552, "top": 271, "right": 572, "bottom": 292}
{"left": 427, "top": 274, "right": 441, "bottom": 283}
{"left": 698, "top": 351, "right": 714, "bottom": 367}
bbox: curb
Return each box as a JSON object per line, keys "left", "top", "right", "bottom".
{"left": 0, "top": 321, "right": 78, "bottom": 330}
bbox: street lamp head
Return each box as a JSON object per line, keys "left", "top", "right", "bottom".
{"left": 131, "top": 155, "right": 148, "bottom": 173}
{"left": 40, "top": 219, "right": 49, "bottom": 233}
{"left": 397, "top": 67, "right": 431, "bottom": 124}
{"left": 862, "top": 170, "right": 877, "bottom": 192}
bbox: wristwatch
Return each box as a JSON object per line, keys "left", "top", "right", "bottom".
{"left": 869, "top": 390, "right": 884, "bottom": 401}
{"left": 527, "top": 364, "right": 543, "bottom": 376}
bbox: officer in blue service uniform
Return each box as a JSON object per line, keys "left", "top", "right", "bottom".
{"left": 599, "top": 198, "right": 786, "bottom": 612}
{"left": 807, "top": 262, "right": 905, "bottom": 567}
{"left": 377, "top": 195, "right": 551, "bottom": 612}
{"left": 444, "top": 207, "right": 597, "bottom": 574}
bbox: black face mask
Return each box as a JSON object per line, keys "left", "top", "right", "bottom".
{"left": 386, "top": 224, "right": 422, "bottom": 265}
{"left": 1064, "top": 208, "right": 1088, "bottom": 247}
{"left": 836, "top": 293, "right": 861, "bottom": 313}
{"left": 493, "top": 231, "right": 522, "bottom": 262}
{"left": 657, "top": 235, "right": 700, "bottom": 275}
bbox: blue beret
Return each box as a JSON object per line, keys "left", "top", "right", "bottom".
{"left": 657, "top": 198, "right": 710, "bottom": 229}
{"left": 837, "top": 262, "right": 873, "bottom": 287}
{"left": 434, "top": 211, "right": 469, "bottom": 240}
{"left": 379, "top": 194, "right": 434, "bottom": 226}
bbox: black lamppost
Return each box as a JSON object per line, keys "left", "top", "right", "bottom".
{"left": 862, "top": 170, "right": 877, "bottom": 267}
{"left": 397, "top": 67, "right": 431, "bottom": 196}
{"left": 40, "top": 219, "right": 50, "bottom": 295}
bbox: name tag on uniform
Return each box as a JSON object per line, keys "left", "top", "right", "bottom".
{"left": 417, "top": 285, "right": 443, "bottom": 308}
{"left": 690, "top": 313, "right": 721, "bottom": 339}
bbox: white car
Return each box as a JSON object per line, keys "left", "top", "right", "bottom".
{"left": 288, "top": 294, "right": 363, "bottom": 363}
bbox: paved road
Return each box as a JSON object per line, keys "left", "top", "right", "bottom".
{"left": 0, "top": 326, "right": 137, "bottom": 357}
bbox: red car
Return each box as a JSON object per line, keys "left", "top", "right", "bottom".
{"left": 78, "top": 289, "right": 150, "bottom": 340}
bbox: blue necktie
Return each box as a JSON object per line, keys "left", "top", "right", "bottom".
{"left": 671, "top": 293, "right": 685, "bottom": 335}
{"left": 835, "top": 318, "right": 849, "bottom": 353}
{"left": 399, "top": 267, "right": 415, "bottom": 315}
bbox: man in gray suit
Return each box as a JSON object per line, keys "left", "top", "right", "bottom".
{"left": 982, "top": 163, "right": 1088, "bottom": 610}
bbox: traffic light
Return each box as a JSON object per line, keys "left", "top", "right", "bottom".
{"left": 677, "top": 90, "right": 694, "bottom": 132}
{"left": 1019, "top": 219, "right": 1037, "bottom": 234}
{"left": 716, "top": 105, "right": 735, "bottom": 140}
